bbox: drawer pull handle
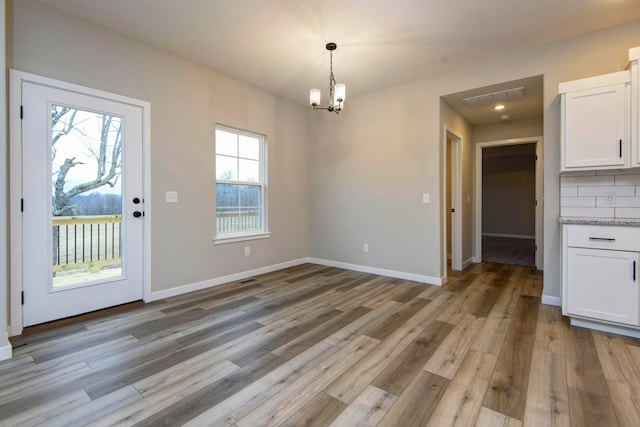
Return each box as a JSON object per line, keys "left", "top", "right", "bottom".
{"left": 634, "top": 261, "right": 637, "bottom": 282}
{"left": 588, "top": 237, "right": 615, "bottom": 242}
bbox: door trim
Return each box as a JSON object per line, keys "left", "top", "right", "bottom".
{"left": 442, "top": 125, "right": 464, "bottom": 282}
{"left": 474, "top": 136, "right": 543, "bottom": 270}
{"left": 9, "top": 70, "right": 152, "bottom": 335}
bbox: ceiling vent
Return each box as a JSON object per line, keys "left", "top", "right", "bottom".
{"left": 462, "top": 87, "right": 525, "bottom": 108}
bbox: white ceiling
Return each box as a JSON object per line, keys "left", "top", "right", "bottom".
{"left": 39, "top": 0, "right": 640, "bottom": 116}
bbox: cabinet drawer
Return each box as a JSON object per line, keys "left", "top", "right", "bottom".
{"left": 566, "top": 225, "right": 640, "bottom": 251}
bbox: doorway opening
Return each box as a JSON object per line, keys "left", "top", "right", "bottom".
{"left": 441, "top": 74, "right": 544, "bottom": 273}
{"left": 475, "top": 138, "right": 543, "bottom": 269}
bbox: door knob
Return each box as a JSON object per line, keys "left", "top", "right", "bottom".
{"left": 133, "top": 211, "right": 144, "bottom": 218}
{"left": 133, "top": 197, "right": 141, "bottom": 204}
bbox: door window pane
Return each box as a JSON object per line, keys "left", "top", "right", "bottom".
{"left": 50, "top": 104, "right": 123, "bottom": 288}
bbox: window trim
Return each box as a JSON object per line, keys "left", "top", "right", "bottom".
{"left": 213, "top": 124, "right": 268, "bottom": 243}
{"left": 213, "top": 231, "right": 271, "bottom": 245}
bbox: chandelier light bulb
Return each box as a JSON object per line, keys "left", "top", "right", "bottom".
{"left": 335, "top": 84, "right": 346, "bottom": 103}
{"left": 310, "top": 88, "right": 321, "bottom": 107}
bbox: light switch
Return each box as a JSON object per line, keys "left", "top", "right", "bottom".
{"left": 165, "top": 191, "right": 178, "bottom": 203}
{"left": 422, "top": 193, "right": 430, "bottom": 204}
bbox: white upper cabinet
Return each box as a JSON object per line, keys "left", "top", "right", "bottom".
{"left": 560, "top": 70, "right": 630, "bottom": 171}
{"left": 629, "top": 47, "right": 640, "bottom": 167}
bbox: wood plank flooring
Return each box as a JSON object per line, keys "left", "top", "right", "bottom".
{"left": 2, "top": 262, "right": 640, "bottom": 426}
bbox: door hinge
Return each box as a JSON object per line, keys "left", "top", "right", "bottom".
{"left": 535, "top": 245, "right": 538, "bottom": 251}
{"left": 21, "top": 199, "right": 24, "bottom": 212}
{"left": 20, "top": 105, "right": 23, "bottom": 119}
{"left": 21, "top": 291, "right": 24, "bottom": 305}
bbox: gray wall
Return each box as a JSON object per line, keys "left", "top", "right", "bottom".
{"left": 9, "top": 0, "right": 310, "bottom": 299}
{"left": 482, "top": 146, "right": 536, "bottom": 238}
{"left": 6, "top": 0, "right": 640, "bottom": 316}
{"left": 309, "top": 21, "right": 640, "bottom": 300}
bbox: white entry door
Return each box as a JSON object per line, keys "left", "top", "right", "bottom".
{"left": 21, "top": 80, "right": 145, "bottom": 327}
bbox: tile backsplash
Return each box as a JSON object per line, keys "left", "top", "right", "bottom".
{"left": 560, "top": 169, "right": 640, "bottom": 218}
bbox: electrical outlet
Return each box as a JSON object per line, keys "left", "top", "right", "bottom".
{"left": 244, "top": 246, "right": 250, "bottom": 256}
{"left": 604, "top": 192, "right": 616, "bottom": 205}
{"left": 363, "top": 243, "right": 369, "bottom": 253}
{"left": 165, "top": 191, "right": 178, "bottom": 203}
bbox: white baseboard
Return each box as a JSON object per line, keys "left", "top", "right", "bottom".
{"left": 0, "top": 330, "right": 11, "bottom": 361}
{"left": 0, "top": 345, "right": 11, "bottom": 362}
{"left": 308, "top": 258, "right": 443, "bottom": 286}
{"left": 483, "top": 233, "right": 535, "bottom": 240}
{"left": 462, "top": 257, "right": 474, "bottom": 269}
{"left": 149, "top": 258, "right": 309, "bottom": 301}
{"left": 125, "top": 255, "right": 445, "bottom": 306}
{"left": 541, "top": 295, "right": 561, "bottom": 307}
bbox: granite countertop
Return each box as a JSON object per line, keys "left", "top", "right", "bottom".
{"left": 559, "top": 216, "right": 640, "bottom": 227}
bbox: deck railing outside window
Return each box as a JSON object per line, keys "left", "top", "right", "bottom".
{"left": 52, "top": 215, "right": 121, "bottom": 274}
{"left": 216, "top": 207, "right": 260, "bottom": 234}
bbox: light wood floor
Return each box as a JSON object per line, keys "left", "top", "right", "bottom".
{"left": 2, "top": 262, "right": 640, "bottom": 426}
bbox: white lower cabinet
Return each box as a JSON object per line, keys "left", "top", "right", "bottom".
{"left": 563, "top": 225, "right": 640, "bottom": 335}
{"left": 566, "top": 247, "right": 639, "bottom": 325}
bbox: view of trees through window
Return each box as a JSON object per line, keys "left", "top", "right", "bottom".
{"left": 51, "top": 104, "right": 123, "bottom": 217}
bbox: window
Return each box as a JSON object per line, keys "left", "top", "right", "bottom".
{"left": 214, "top": 125, "right": 269, "bottom": 243}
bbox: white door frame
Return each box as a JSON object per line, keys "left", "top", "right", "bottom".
{"left": 0, "top": 0, "right": 10, "bottom": 361}
{"left": 442, "top": 125, "right": 463, "bottom": 278}
{"left": 9, "top": 70, "right": 152, "bottom": 335}
{"left": 474, "top": 136, "right": 544, "bottom": 270}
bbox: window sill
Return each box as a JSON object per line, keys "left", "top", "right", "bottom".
{"left": 213, "top": 231, "right": 271, "bottom": 245}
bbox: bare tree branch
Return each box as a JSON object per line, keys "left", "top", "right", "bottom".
{"left": 51, "top": 109, "right": 122, "bottom": 216}
{"left": 51, "top": 106, "right": 78, "bottom": 147}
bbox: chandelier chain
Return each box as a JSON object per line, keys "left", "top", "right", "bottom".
{"left": 328, "top": 50, "right": 336, "bottom": 101}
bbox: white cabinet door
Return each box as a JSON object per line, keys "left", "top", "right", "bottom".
{"left": 566, "top": 247, "right": 639, "bottom": 325}
{"left": 562, "top": 82, "right": 628, "bottom": 170}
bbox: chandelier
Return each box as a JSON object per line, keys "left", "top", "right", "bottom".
{"left": 310, "top": 42, "right": 346, "bottom": 114}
